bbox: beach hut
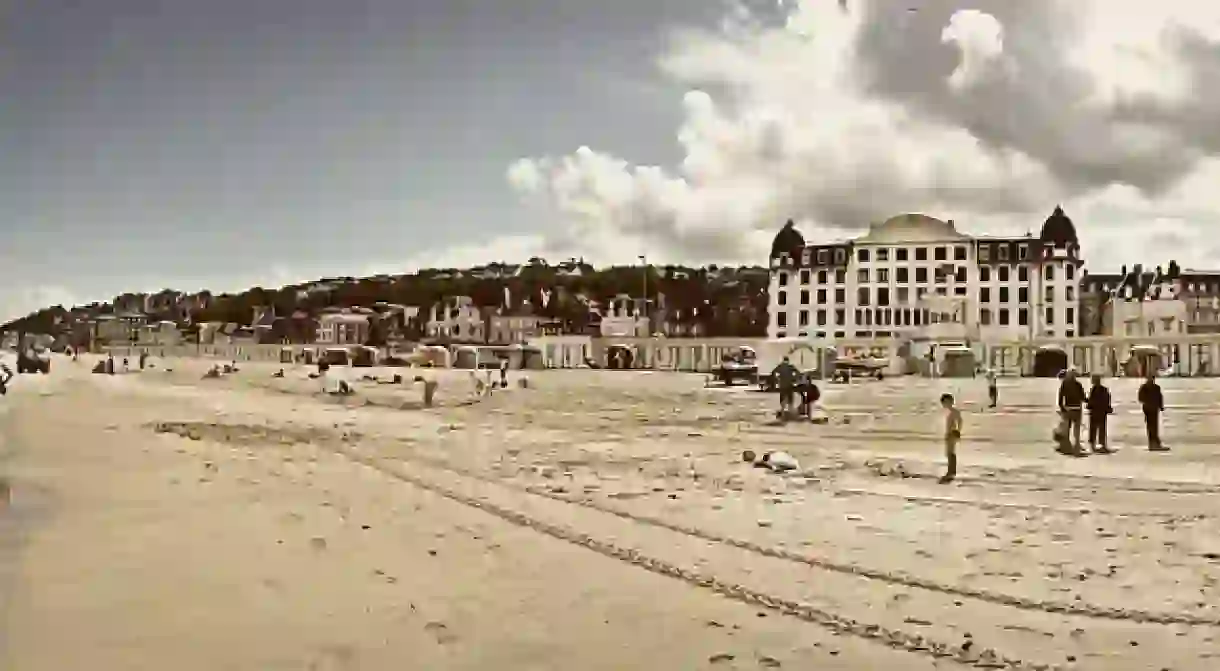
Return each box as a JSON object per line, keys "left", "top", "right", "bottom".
{"left": 937, "top": 345, "right": 976, "bottom": 378}
{"left": 453, "top": 346, "right": 481, "bottom": 369}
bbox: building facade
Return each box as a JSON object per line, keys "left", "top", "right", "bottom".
{"left": 1080, "top": 263, "right": 1220, "bottom": 336}
{"left": 767, "top": 209, "right": 1084, "bottom": 342}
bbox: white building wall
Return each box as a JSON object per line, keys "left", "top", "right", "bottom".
{"left": 769, "top": 221, "right": 1084, "bottom": 343}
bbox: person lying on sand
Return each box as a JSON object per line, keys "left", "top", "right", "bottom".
{"left": 741, "top": 449, "right": 799, "bottom": 473}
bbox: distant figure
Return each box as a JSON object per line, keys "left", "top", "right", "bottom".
{"left": 741, "top": 449, "right": 799, "bottom": 473}
{"left": 499, "top": 358, "right": 509, "bottom": 388}
{"left": 1138, "top": 372, "right": 1167, "bottom": 451}
{"left": 0, "top": 363, "right": 12, "bottom": 395}
{"left": 939, "top": 393, "right": 962, "bottom": 484}
{"left": 771, "top": 356, "right": 799, "bottom": 419}
{"left": 1086, "top": 373, "right": 1114, "bottom": 454}
{"left": 986, "top": 369, "right": 998, "bottom": 408}
{"left": 1057, "top": 369, "right": 1086, "bottom": 455}
{"left": 798, "top": 374, "right": 820, "bottom": 417}
{"left": 139, "top": 350, "right": 148, "bottom": 370}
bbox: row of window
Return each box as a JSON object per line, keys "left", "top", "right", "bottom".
{"left": 775, "top": 283, "right": 1076, "bottom": 308}
{"left": 854, "top": 245, "right": 968, "bottom": 263}
{"left": 978, "top": 307, "right": 1075, "bottom": 328}
{"left": 775, "top": 305, "right": 1076, "bottom": 329}
{"left": 779, "top": 261, "right": 1076, "bottom": 287}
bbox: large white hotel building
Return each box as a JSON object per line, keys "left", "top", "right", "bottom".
{"left": 766, "top": 209, "right": 1083, "bottom": 342}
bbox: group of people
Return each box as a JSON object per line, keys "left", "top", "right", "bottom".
{"left": 1054, "top": 369, "right": 1166, "bottom": 455}
{"left": 769, "top": 356, "right": 821, "bottom": 420}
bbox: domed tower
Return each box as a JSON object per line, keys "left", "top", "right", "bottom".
{"left": 1039, "top": 205, "right": 1078, "bottom": 247}
{"left": 770, "top": 219, "right": 806, "bottom": 261}
{"left": 1036, "top": 206, "right": 1083, "bottom": 337}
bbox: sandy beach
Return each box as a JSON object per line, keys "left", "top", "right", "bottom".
{"left": 3, "top": 355, "right": 1220, "bottom": 670}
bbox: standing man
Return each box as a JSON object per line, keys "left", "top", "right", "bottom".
{"left": 939, "top": 393, "right": 963, "bottom": 484}
{"left": 771, "top": 356, "right": 799, "bottom": 420}
{"left": 1086, "top": 373, "right": 1113, "bottom": 454}
{"left": 1057, "top": 369, "right": 1086, "bottom": 456}
{"left": 986, "top": 369, "right": 998, "bottom": 409}
{"left": 1138, "top": 372, "right": 1168, "bottom": 451}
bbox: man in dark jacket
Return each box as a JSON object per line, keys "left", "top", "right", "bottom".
{"left": 1057, "top": 369, "right": 1086, "bottom": 455}
{"left": 1086, "top": 374, "right": 1113, "bottom": 454}
{"left": 772, "top": 357, "right": 799, "bottom": 419}
{"left": 1138, "top": 372, "right": 1167, "bottom": 451}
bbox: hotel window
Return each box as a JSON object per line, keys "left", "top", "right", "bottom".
{"left": 817, "top": 310, "right": 827, "bottom": 326}
{"left": 835, "top": 309, "right": 845, "bottom": 325}
{"left": 835, "top": 288, "right": 845, "bottom": 302}
{"left": 878, "top": 268, "right": 889, "bottom": 282}
{"left": 954, "top": 245, "right": 967, "bottom": 261}
{"left": 999, "top": 309, "right": 1010, "bottom": 325}
{"left": 1066, "top": 307, "right": 1075, "bottom": 324}
{"left": 1065, "top": 263, "right": 1075, "bottom": 280}
{"left": 1044, "top": 287, "right": 1054, "bottom": 303}
{"left": 897, "top": 267, "right": 908, "bottom": 282}
{"left": 817, "top": 249, "right": 828, "bottom": 264}
{"left": 1045, "top": 307, "right": 1054, "bottom": 325}
{"left": 778, "top": 291, "right": 787, "bottom": 306}
{"left": 999, "top": 287, "right": 1009, "bottom": 303}
{"left": 799, "top": 310, "right": 809, "bottom": 326}
{"left": 818, "top": 270, "right": 828, "bottom": 284}
{"left": 834, "top": 249, "right": 846, "bottom": 264}
{"left": 980, "top": 266, "right": 990, "bottom": 282}
{"left": 857, "top": 288, "right": 870, "bottom": 306}
{"left": 934, "top": 246, "right": 947, "bottom": 261}
{"left": 981, "top": 287, "right": 991, "bottom": 303}
{"left": 980, "top": 308, "right": 992, "bottom": 325}
{"left": 777, "top": 313, "right": 787, "bottom": 327}
{"left": 817, "top": 289, "right": 827, "bottom": 303}
{"left": 999, "top": 265, "right": 1009, "bottom": 282}
{"left": 916, "top": 267, "right": 927, "bottom": 282}
{"left": 835, "top": 269, "right": 846, "bottom": 283}
{"left": 979, "top": 245, "right": 990, "bottom": 261}
{"left": 896, "top": 248, "right": 909, "bottom": 261}
{"left": 800, "top": 289, "right": 810, "bottom": 304}
{"left": 1045, "top": 265, "right": 1055, "bottom": 281}
{"left": 955, "top": 267, "right": 967, "bottom": 282}
{"left": 1019, "top": 266, "right": 1029, "bottom": 282}
{"left": 877, "top": 248, "right": 889, "bottom": 261}
{"left": 858, "top": 269, "right": 870, "bottom": 283}
{"left": 800, "top": 270, "right": 810, "bottom": 284}
{"left": 878, "top": 288, "right": 890, "bottom": 306}
{"left": 955, "top": 286, "right": 967, "bottom": 296}
{"left": 858, "top": 249, "right": 870, "bottom": 262}
{"left": 898, "top": 287, "right": 909, "bottom": 302}
{"left": 1019, "top": 308, "right": 1029, "bottom": 326}
{"left": 917, "top": 287, "right": 928, "bottom": 299}
{"left": 801, "top": 250, "right": 811, "bottom": 265}
{"left": 1065, "top": 286, "right": 1074, "bottom": 301}
{"left": 779, "top": 272, "right": 789, "bottom": 286}
{"left": 1018, "top": 244, "right": 1029, "bottom": 260}
{"left": 998, "top": 245, "right": 1010, "bottom": 261}
{"left": 915, "top": 247, "right": 928, "bottom": 261}
{"left": 1019, "top": 287, "right": 1028, "bottom": 303}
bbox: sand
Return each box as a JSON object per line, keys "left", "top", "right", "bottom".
{"left": 3, "top": 354, "right": 1220, "bottom": 670}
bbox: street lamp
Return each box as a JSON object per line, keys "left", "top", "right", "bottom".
{"left": 638, "top": 255, "right": 649, "bottom": 334}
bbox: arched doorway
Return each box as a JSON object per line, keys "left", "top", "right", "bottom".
{"left": 606, "top": 345, "right": 634, "bottom": 370}
{"left": 1033, "top": 346, "right": 1068, "bottom": 378}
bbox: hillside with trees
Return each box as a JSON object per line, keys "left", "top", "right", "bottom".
{"left": 1, "top": 263, "right": 771, "bottom": 339}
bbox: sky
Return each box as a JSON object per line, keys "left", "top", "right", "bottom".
{"left": 6, "top": 0, "right": 1220, "bottom": 321}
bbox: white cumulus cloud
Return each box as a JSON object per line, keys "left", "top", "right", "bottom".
{"left": 506, "top": 0, "right": 1220, "bottom": 273}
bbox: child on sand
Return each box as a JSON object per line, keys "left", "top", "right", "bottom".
{"left": 939, "top": 393, "right": 962, "bottom": 484}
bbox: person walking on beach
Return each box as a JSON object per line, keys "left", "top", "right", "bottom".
{"left": 499, "top": 357, "right": 509, "bottom": 388}
{"left": 986, "top": 369, "right": 998, "bottom": 408}
{"left": 939, "top": 393, "right": 963, "bottom": 484}
{"left": 1086, "top": 373, "right": 1113, "bottom": 454}
{"left": 1057, "top": 369, "right": 1086, "bottom": 456}
{"left": 1138, "top": 372, "right": 1168, "bottom": 451}
{"left": 771, "top": 356, "right": 799, "bottom": 419}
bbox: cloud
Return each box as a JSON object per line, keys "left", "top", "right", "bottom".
{"left": 0, "top": 285, "right": 80, "bottom": 324}
{"left": 507, "top": 0, "right": 1220, "bottom": 271}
